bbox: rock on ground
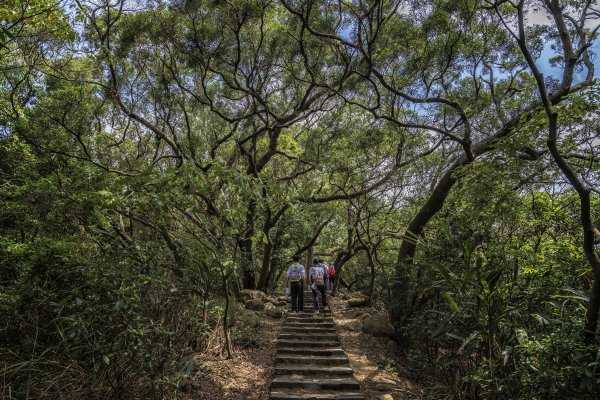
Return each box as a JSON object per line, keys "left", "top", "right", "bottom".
{"left": 265, "top": 297, "right": 279, "bottom": 305}
{"left": 361, "top": 315, "right": 395, "bottom": 338}
{"left": 245, "top": 299, "right": 265, "bottom": 311}
{"left": 356, "top": 312, "right": 371, "bottom": 321}
{"left": 240, "top": 289, "right": 266, "bottom": 301}
{"left": 338, "top": 319, "right": 362, "bottom": 331}
{"left": 265, "top": 307, "right": 284, "bottom": 319}
{"left": 348, "top": 297, "right": 369, "bottom": 307}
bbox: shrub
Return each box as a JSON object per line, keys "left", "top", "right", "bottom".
{"left": 231, "top": 309, "right": 263, "bottom": 348}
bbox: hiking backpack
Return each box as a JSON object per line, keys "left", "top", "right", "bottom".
{"left": 314, "top": 268, "right": 325, "bottom": 286}
{"left": 289, "top": 264, "right": 302, "bottom": 282}
{"left": 328, "top": 265, "right": 335, "bottom": 278}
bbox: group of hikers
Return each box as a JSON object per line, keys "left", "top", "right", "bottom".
{"left": 285, "top": 255, "right": 336, "bottom": 314}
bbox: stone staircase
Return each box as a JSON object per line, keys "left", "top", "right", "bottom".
{"left": 269, "top": 291, "right": 365, "bottom": 400}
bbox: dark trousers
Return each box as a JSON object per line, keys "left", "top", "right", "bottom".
{"left": 329, "top": 276, "right": 335, "bottom": 291}
{"left": 312, "top": 284, "right": 327, "bottom": 310}
{"left": 290, "top": 281, "right": 304, "bottom": 311}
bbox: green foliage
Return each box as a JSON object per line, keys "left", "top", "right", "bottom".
{"left": 2, "top": 0, "right": 600, "bottom": 399}
{"left": 468, "top": 315, "right": 600, "bottom": 399}
{"left": 0, "top": 132, "right": 215, "bottom": 399}
{"left": 391, "top": 160, "right": 600, "bottom": 398}
{"left": 0, "top": 236, "right": 211, "bottom": 398}
{"left": 231, "top": 309, "right": 264, "bottom": 349}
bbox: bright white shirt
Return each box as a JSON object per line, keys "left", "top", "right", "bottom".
{"left": 287, "top": 263, "right": 305, "bottom": 281}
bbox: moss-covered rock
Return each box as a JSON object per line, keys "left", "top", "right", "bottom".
{"left": 348, "top": 297, "right": 369, "bottom": 307}
{"left": 361, "top": 315, "right": 394, "bottom": 338}
{"left": 240, "top": 289, "right": 266, "bottom": 301}
{"left": 265, "top": 296, "right": 279, "bottom": 305}
{"left": 356, "top": 312, "right": 371, "bottom": 321}
{"left": 244, "top": 299, "right": 265, "bottom": 311}
{"left": 265, "top": 307, "right": 284, "bottom": 319}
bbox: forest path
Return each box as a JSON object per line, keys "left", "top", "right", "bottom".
{"left": 269, "top": 291, "right": 366, "bottom": 400}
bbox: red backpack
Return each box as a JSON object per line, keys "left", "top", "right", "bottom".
{"left": 328, "top": 265, "right": 335, "bottom": 278}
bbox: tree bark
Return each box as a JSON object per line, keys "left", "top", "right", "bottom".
{"left": 305, "top": 246, "right": 314, "bottom": 282}
{"left": 222, "top": 271, "right": 233, "bottom": 359}
{"left": 388, "top": 88, "right": 565, "bottom": 324}
{"left": 257, "top": 206, "right": 289, "bottom": 290}
{"left": 257, "top": 240, "right": 274, "bottom": 290}
{"left": 546, "top": 113, "right": 600, "bottom": 340}
{"left": 507, "top": 0, "right": 600, "bottom": 340}
{"left": 390, "top": 164, "right": 459, "bottom": 322}
{"left": 240, "top": 200, "right": 257, "bottom": 289}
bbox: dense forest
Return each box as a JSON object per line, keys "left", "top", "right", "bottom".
{"left": 1, "top": 0, "right": 600, "bottom": 398}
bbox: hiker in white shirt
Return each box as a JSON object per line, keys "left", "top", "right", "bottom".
{"left": 285, "top": 255, "right": 306, "bottom": 313}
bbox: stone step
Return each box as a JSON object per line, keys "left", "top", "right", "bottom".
{"left": 301, "top": 305, "right": 331, "bottom": 309}
{"left": 279, "top": 333, "right": 339, "bottom": 341}
{"left": 286, "top": 316, "right": 333, "bottom": 323}
{"left": 274, "top": 365, "right": 353, "bottom": 377}
{"left": 284, "top": 322, "right": 335, "bottom": 328}
{"left": 284, "top": 321, "right": 334, "bottom": 326}
{"left": 281, "top": 325, "right": 335, "bottom": 331}
{"left": 270, "top": 392, "right": 365, "bottom": 400}
{"left": 276, "top": 347, "right": 345, "bottom": 356}
{"left": 284, "top": 320, "right": 334, "bottom": 326}
{"left": 277, "top": 340, "right": 340, "bottom": 348}
{"left": 275, "top": 355, "right": 349, "bottom": 366}
{"left": 281, "top": 327, "right": 337, "bottom": 334}
{"left": 271, "top": 300, "right": 365, "bottom": 400}
{"left": 271, "top": 377, "right": 361, "bottom": 391}
{"left": 289, "top": 310, "right": 331, "bottom": 316}
{"left": 289, "top": 309, "right": 332, "bottom": 314}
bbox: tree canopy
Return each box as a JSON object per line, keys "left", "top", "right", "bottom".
{"left": 1, "top": 0, "right": 600, "bottom": 398}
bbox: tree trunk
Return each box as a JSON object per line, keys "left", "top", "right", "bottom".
{"left": 305, "top": 246, "right": 313, "bottom": 282}
{"left": 331, "top": 253, "right": 346, "bottom": 295}
{"left": 585, "top": 275, "right": 600, "bottom": 340}
{"left": 331, "top": 251, "right": 362, "bottom": 295}
{"left": 390, "top": 165, "right": 458, "bottom": 323}
{"left": 271, "top": 264, "right": 286, "bottom": 291}
{"left": 257, "top": 240, "right": 273, "bottom": 290}
{"left": 257, "top": 206, "right": 289, "bottom": 290}
{"left": 266, "top": 228, "right": 283, "bottom": 290}
{"left": 368, "top": 259, "right": 375, "bottom": 300}
{"left": 240, "top": 236, "right": 255, "bottom": 289}
{"left": 545, "top": 114, "right": 600, "bottom": 341}
{"left": 240, "top": 200, "right": 256, "bottom": 289}
{"left": 222, "top": 272, "right": 233, "bottom": 359}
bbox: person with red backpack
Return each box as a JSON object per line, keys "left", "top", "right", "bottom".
{"left": 327, "top": 262, "right": 336, "bottom": 292}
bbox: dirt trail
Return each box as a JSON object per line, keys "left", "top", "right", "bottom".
{"left": 184, "top": 316, "right": 283, "bottom": 400}
{"left": 331, "top": 296, "right": 427, "bottom": 400}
